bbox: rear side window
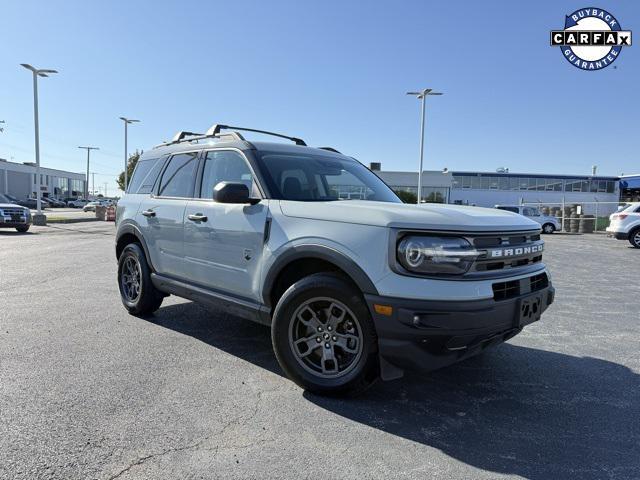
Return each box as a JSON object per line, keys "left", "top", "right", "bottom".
{"left": 158, "top": 152, "right": 199, "bottom": 198}
{"left": 127, "top": 158, "right": 164, "bottom": 194}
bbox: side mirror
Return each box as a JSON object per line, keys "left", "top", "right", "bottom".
{"left": 213, "top": 182, "right": 260, "bottom": 205}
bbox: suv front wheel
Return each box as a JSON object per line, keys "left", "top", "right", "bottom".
{"left": 118, "top": 243, "right": 164, "bottom": 316}
{"left": 271, "top": 273, "right": 379, "bottom": 396}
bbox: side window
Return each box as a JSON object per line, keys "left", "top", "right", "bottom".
{"left": 497, "top": 206, "right": 519, "bottom": 213}
{"left": 200, "top": 150, "right": 257, "bottom": 198}
{"left": 523, "top": 207, "right": 538, "bottom": 216}
{"left": 158, "top": 152, "right": 199, "bottom": 198}
{"left": 128, "top": 158, "right": 163, "bottom": 194}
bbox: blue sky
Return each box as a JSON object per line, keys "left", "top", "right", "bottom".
{"left": 1, "top": 0, "right": 638, "bottom": 194}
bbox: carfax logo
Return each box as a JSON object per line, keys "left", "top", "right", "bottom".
{"left": 550, "top": 7, "right": 632, "bottom": 70}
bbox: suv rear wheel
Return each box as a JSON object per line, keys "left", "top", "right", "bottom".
{"left": 118, "top": 243, "right": 164, "bottom": 315}
{"left": 271, "top": 273, "right": 379, "bottom": 396}
{"left": 16, "top": 225, "right": 30, "bottom": 233}
{"left": 629, "top": 228, "right": 640, "bottom": 248}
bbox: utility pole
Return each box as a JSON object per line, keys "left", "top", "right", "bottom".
{"left": 406, "top": 88, "right": 443, "bottom": 204}
{"left": 104, "top": 182, "right": 108, "bottom": 197}
{"left": 21, "top": 64, "right": 58, "bottom": 224}
{"left": 78, "top": 146, "right": 99, "bottom": 199}
{"left": 119, "top": 117, "right": 140, "bottom": 191}
{"left": 92, "top": 172, "right": 96, "bottom": 196}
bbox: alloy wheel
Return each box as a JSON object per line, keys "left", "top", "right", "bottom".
{"left": 121, "top": 256, "right": 142, "bottom": 302}
{"left": 288, "top": 297, "right": 364, "bottom": 379}
{"left": 634, "top": 231, "right": 640, "bottom": 248}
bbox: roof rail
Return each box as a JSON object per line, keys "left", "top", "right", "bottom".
{"left": 155, "top": 130, "right": 246, "bottom": 149}
{"left": 206, "top": 124, "right": 306, "bottom": 146}
{"left": 171, "top": 131, "right": 203, "bottom": 143}
{"left": 318, "top": 147, "right": 341, "bottom": 153}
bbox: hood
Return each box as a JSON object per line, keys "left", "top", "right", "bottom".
{"left": 279, "top": 200, "right": 541, "bottom": 232}
{"left": 0, "top": 203, "right": 27, "bottom": 209}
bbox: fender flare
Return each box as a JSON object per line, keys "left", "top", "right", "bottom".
{"left": 262, "top": 244, "right": 379, "bottom": 307}
{"left": 115, "top": 222, "right": 155, "bottom": 271}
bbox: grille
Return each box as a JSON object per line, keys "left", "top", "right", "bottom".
{"left": 2, "top": 208, "right": 26, "bottom": 216}
{"left": 492, "top": 272, "right": 549, "bottom": 301}
{"left": 471, "top": 231, "right": 543, "bottom": 273}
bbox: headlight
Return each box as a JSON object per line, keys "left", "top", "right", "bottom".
{"left": 397, "top": 236, "right": 480, "bottom": 275}
{"left": 24, "top": 208, "right": 31, "bottom": 218}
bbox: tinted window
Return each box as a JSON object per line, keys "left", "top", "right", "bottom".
{"left": 128, "top": 158, "right": 164, "bottom": 194}
{"left": 200, "top": 151, "right": 257, "bottom": 198}
{"left": 158, "top": 152, "right": 199, "bottom": 198}
{"left": 523, "top": 207, "right": 539, "bottom": 216}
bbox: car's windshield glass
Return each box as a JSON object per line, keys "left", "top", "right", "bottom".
{"left": 255, "top": 151, "right": 401, "bottom": 203}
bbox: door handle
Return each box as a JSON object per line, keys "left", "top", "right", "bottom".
{"left": 141, "top": 209, "right": 156, "bottom": 217}
{"left": 188, "top": 213, "right": 208, "bottom": 222}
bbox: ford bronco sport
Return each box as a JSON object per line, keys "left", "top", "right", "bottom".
{"left": 115, "top": 124, "right": 555, "bottom": 396}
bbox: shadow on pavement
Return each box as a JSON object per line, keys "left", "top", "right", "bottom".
{"left": 149, "top": 301, "right": 640, "bottom": 480}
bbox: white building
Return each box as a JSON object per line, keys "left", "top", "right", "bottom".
{"left": 0, "top": 158, "right": 86, "bottom": 200}
{"left": 372, "top": 164, "right": 622, "bottom": 216}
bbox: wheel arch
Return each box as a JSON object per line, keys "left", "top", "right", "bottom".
{"left": 263, "top": 245, "right": 379, "bottom": 310}
{"left": 115, "top": 223, "right": 155, "bottom": 271}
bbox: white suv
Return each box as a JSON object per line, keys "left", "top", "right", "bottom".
{"left": 115, "top": 124, "right": 555, "bottom": 396}
{"left": 606, "top": 203, "right": 640, "bottom": 248}
{"left": 495, "top": 205, "right": 561, "bottom": 234}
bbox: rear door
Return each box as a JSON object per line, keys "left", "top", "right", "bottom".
{"left": 183, "top": 149, "right": 268, "bottom": 301}
{"left": 137, "top": 151, "right": 200, "bottom": 279}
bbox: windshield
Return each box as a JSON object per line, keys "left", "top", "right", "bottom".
{"left": 255, "top": 151, "right": 401, "bottom": 203}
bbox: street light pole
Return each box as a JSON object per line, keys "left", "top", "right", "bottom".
{"left": 119, "top": 117, "right": 140, "bottom": 192}
{"left": 407, "top": 88, "right": 443, "bottom": 204}
{"left": 78, "top": 146, "right": 99, "bottom": 199}
{"left": 21, "top": 64, "right": 58, "bottom": 223}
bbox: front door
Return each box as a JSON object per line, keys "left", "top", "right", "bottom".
{"left": 183, "top": 149, "right": 268, "bottom": 301}
{"left": 137, "top": 151, "right": 199, "bottom": 279}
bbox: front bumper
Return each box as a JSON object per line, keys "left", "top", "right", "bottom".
{"left": 365, "top": 283, "right": 555, "bottom": 380}
{"left": 0, "top": 216, "right": 31, "bottom": 228}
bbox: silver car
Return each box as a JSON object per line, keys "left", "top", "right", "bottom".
{"left": 495, "top": 205, "right": 561, "bottom": 234}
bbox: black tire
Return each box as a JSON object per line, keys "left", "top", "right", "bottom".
{"left": 271, "top": 273, "right": 379, "bottom": 397}
{"left": 542, "top": 223, "right": 556, "bottom": 234}
{"left": 16, "top": 225, "right": 30, "bottom": 233}
{"left": 117, "top": 243, "right": 164, "bottom": 316}
{"left": 628, "top": 228, "right": 640, "bottom": 248}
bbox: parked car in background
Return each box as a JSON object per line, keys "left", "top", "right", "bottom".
{"left": 67, "top": 198, "right": 89, "bottom": 208}
{"left": 495, "top": 205, "right": 561, "bottom": 234}
{"left": 606, "top": 203, "right": 640, "bottom": 248}
{"left": 44, "top": 197, "right": 66, "bottom": 208}
{"left": 0, "top": 193, "right": 19, "bottom": 205}
{"left": 83, "top": 201, "right": 104, "bottom": 212}
{"left": 0, "top": 201, "right": 31, "bottom": 232}
{"left": 17, "top": 197, "right": 50, "bottom": 210}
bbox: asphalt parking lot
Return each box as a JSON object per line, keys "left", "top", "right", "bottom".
{"left": 1, "top": 224, "right": 638, "bottom": 480}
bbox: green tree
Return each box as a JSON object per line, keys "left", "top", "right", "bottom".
{"left": 116, "top": 150, "right": 142, "bottom": 192}
{"left": 394, "top": 190, "right": 417, "bottom": 204}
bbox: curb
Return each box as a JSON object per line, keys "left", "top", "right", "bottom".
{"left": 45, "top": 217, "right": 102, "bottom": 224}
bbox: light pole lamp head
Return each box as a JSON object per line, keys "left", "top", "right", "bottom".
{"left": 407, "top": 89, "right": 443, "bottom": 99}
{"left": 21, "top": 64, "right": 58, "bottom": 76}
{"left": 120, "top": 117, "right": 140, "bottom": 124}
